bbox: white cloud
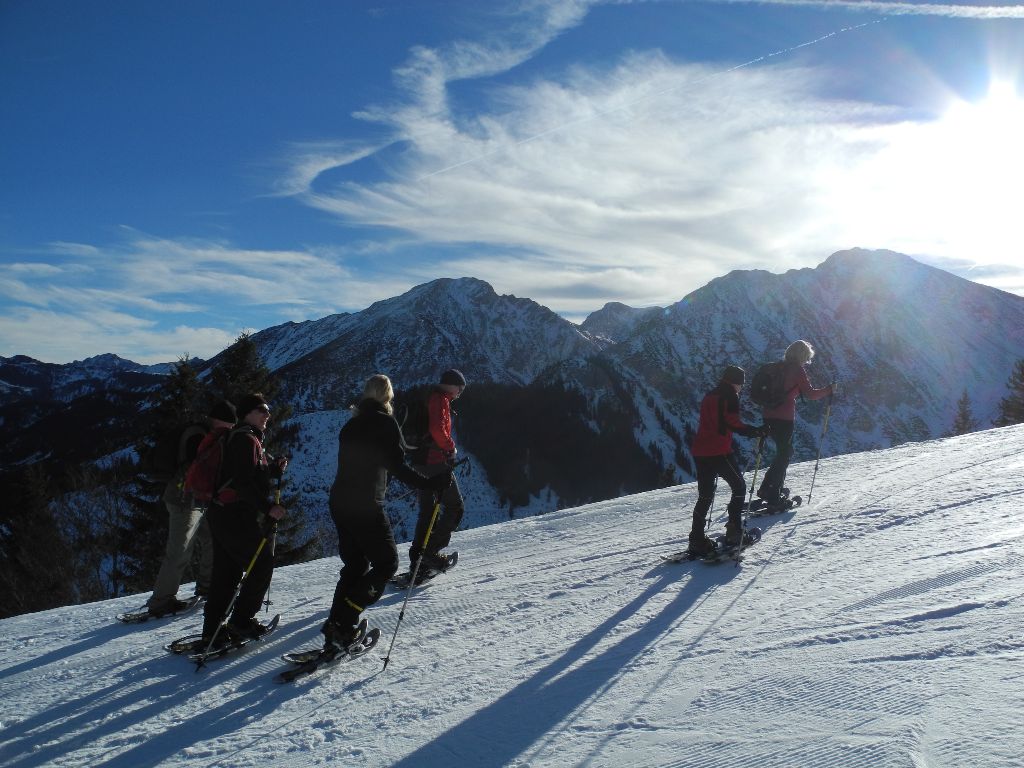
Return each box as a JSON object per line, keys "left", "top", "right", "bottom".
{"left": 279, "top": 2, "right": 1024, "bottom": 310}
{"left": 0, "top": 237, "right": 409, "bottom": 363}
{"left": 291, "top": 51, "right": 896, "bottom": 307}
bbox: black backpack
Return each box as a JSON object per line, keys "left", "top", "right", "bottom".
{"left": 140, "top": 422, "right": 207, "bottom": 482}
{"left": 749, "top": 361, "right": 793, "bottom": 409}
{"left": 396, "top": 396, "right": 432, "bottom": 464}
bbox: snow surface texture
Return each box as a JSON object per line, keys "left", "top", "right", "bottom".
{"left": 2, "top": 426, "right": 1023, "bottom": 767}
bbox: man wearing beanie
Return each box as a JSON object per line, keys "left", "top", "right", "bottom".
{"left": 201, "top": 392, "right": 288, "bottom": 644}
{"left": 408, "top": 368, "right": 467, "bottom": 580}
{"left": 145, "top": 399, "right": 236, "bottom": 618}
{"left": 687, "top": 365, "right": 765, "bottom": 556}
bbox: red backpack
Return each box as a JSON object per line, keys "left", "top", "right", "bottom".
{"left": 183, "top": 428, "right": 234, "bottom": 504}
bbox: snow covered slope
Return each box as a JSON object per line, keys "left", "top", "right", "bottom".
{"left": 1, "top": 429, "right": 1022, "bottom": 767}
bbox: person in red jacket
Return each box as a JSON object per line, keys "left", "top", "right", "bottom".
{"left": 756, "top": 340, "right": 834, "bottom": 506}
{"left": 688, "top": 365, "right": 765, "bottom": 555}
{"left": 409, "top": 369, "right": 466, "bottom": 575}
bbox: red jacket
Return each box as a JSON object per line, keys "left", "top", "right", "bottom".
{"left": 692, "top": 384, "right": 756, "bottom": 457}
{"left": 425, "top": 388, "right": 457, "bottom": 465}
{"left": 762, "top": 363, "right": 832, "bottom": 421}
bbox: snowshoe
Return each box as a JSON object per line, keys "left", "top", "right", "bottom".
{"left": 117, "top": 595, "right": 202, "bottom": 625}
{"left": 391, "top": 551, "right": 458, "bottom": 590}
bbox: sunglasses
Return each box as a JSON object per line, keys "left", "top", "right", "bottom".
{"left": 255, "top": 405, "right": 271, "bottom": 415}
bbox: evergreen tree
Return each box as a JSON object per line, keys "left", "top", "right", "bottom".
{"left": 994, "top": 359, "right": 1024, "bottom": 427}
{"left": 948, "top": 390, "right": 979, "bottom": 436}
{"left": 0, "top": 465, "right": 75, "bottom": 618}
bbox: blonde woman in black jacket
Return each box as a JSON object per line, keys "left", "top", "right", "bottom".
{"left": 324, "top": 374, "right": 451, "bottom": 652}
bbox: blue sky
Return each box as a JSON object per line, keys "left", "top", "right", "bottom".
{"left": 2, "top": 0, "right": 1023, "bottom": 364}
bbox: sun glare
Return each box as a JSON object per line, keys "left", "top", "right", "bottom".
{"left": 839, "top": 80, "right": 1024, "bottom": 264}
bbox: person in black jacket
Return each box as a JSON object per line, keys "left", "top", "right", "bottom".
{"left": 324, "top": 374, "right": 451, "bottom": 652}
{"left": 201, "top": 392, "right": 287, "bottom": 643}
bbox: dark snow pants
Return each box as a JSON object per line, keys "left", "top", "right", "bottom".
{"left": 203, "top": 503, "right": 275, "bottom": 637}
{"left": 410, "top": 462, "right": 464, "bottom": 561}
{"left": 328, "top": 501, "right": 399, "bottom": 627}
{"left": 758, "top": 418, "right": 794, "bottom": 501}
{"left": 691, "top": 454, "right": 746, "bottom": 535}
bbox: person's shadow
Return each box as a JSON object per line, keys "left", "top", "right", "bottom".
{"left": 390, "top": 563, "right": 743, "bottom": 768}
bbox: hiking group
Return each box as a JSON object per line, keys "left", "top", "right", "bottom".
{"left": 141, "top": 342, "right": 833, "bottom": 660}
{"left": 687, "top": 339, "right": 835, "bottom": 558}
{"left": 139, "top": 368, "right": 467, "bottom": 660}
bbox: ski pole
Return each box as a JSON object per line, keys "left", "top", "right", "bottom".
{"left": 806, "top": 395, "right": 833, "bottom": 506}
{"left": 746, "top": 434, "right": 766, "bottom": 512}
{"left": 264, "top": 468, "right": 286, "bottom": 613}
{"left": 382, "top": 496, "right": 441, "bottom": 672}
{"left": 705, "top": 476, "right": 718, "bottom": 535}
{"left": 195, "top": 531, "right": 271, "bottom": 671}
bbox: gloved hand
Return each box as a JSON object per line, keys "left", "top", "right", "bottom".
{"left": 260, "top": 509, "right": 283, "bottom": 535}
{"left": 427, "top": 469, "right": 454, "bottom": 492}
{"left": 750, "top": 424, "right": 769, "bottom": 438}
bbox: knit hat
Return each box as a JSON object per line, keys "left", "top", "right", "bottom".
{"left": 235, "top": 393, "right": 269, "bottom": 418}
{"left": 207, "top": 399, "right": 237, "bottom": 424}
{"left": 440, "top": 369, "right": 467, "bottom": 387}
{"left": 721, "top": 365, "right": 745, "bottom": 386}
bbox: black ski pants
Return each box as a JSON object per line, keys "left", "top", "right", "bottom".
{"left": 328, "top": 501, "right": 399, "bottom": 628}
{"left": 691, "top": 454, "right": 746, "bottom": 535}
{"left": 758, "top": 418, "right": 794, "bottom": 501}
{"left": 410, "top": 462, "right": 464, "bottom": 560}
{"left": 203, "top": 503, "right": 275, "bottom": 637}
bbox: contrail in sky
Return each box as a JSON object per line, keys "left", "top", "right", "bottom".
{"left": 730, "top": 1, "right": 1024, "bottom": 19}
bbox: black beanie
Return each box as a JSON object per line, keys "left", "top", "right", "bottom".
{"left": 722, "top": 365, "right": 745, "bottom": 386}
{"left": 440, "top": 369, "right": 467, "bottom": 387}
{"left": 207, "top": 399, "right": 237, "bottom": 424}
{"left": 235, "top": 393, "right": 269, "bottom": 418}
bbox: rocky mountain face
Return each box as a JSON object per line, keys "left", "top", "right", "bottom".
{"left": 4, "top": 250, "right": 1023, "bottom": 533}
{"left": 270, "top": 277, "right": 600, "bottom": 410}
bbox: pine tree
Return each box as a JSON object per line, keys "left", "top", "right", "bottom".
{"left": 949, "top": 389, "right": 979, "bottom": 436}
{"left": 0, "top": 465, "right": 75, "bottom": 618}
{"left": 994, "top": 359, "right": 1024, "bottom": 427}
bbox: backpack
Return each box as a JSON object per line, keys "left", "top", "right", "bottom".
{"left": 183, "top": 428, "right": 234, "bottom": 504}
{"left": 397, "top": 395, "right": 432, "bottom": 464}
{"left": 140, "top": 422, "right": 207, "bottom": 482}
{"left": 749, "top": 361, "right": 793, "bottom": 409}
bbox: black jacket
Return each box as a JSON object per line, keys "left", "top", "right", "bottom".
{"left": 330, "top": 398, "right": 432, "bottom": 509}
{"left": 218, "top": 424, "right": 280, "bottom": 513}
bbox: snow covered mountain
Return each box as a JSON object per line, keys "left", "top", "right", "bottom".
{"left": 272, "top": 277, "right": 599, "bottom": 410}
{"left": 0, "top": 353, "right": 167, "bottom": 407}
{"left": 3, "top": 250, "right": 1023, "bottom": 528}
{"left": 268, "top": 250, "right": 1024, "bottom": 529}
{"left": 3, "top": 426, "right": 1022, "bottom": 767}
{"left": 547, "top": 249, "right": 1024, "bottom": 475}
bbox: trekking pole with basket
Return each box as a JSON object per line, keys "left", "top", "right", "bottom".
{"left": 745, "top": 434, "right": 766, "bottom": 513}
{"left": 263, "top": 467, "right": 286, "bottom": 613}
{"left": 806, "top": 390, "right": 834, "bottom": 505}
{"left": 381, "top": 496, "right": 441, "bottom": 672}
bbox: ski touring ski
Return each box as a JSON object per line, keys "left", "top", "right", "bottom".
{"left": 275, "top": 627, "right": 382, "bottom": 683}
{"left": 116, "top": 595, "right": 203, "bottom": 625}
{"left": 164, "top": 613, "right": 281, "bottom": 661}
{"left": 390, "top": 551, "right": 458, "bottom": 590}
